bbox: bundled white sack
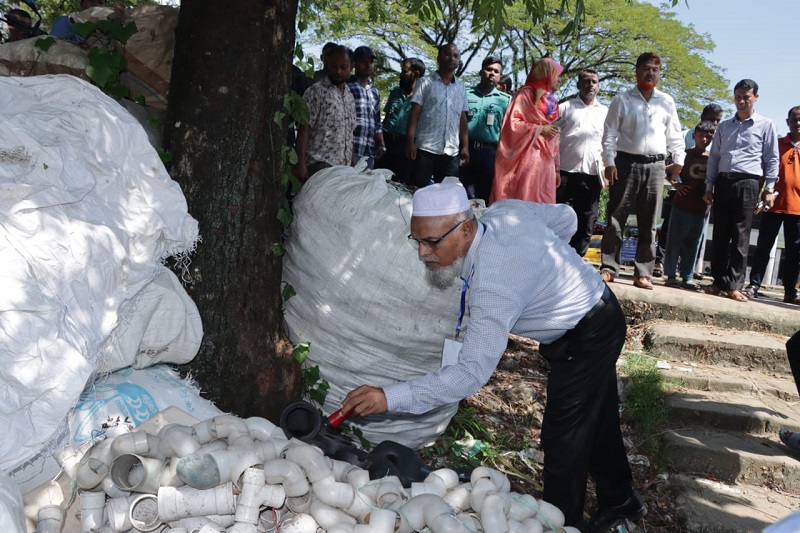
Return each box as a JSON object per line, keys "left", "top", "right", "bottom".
{"left": 283, "top": 167, "right": 469, "bottom": 449}
{"left": 0, "top": 75, "right": 199, "bottom": 475}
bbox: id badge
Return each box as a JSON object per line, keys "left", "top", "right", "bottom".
{"left": 442, "top": 337, "right": 463, "bottom": 367}
{"left": 486, "top": 113, "right": 495, "bottom": 126}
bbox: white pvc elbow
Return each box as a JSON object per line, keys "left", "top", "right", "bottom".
{"left": 278, "top": 513, "right": 319, "bottom": 533}
{"left": 157, "top": 424, "right": 201, "bottom": 458}
{"left": 245, "top": 416, "right": 286, "bottom": 441}
{"left": 480, "top": 493, "right": 510, "bottom": 533}
{"left": 309, "top": 497, "right": 357, "bottom": 530}
{"left": 193, "top": 415, "right": 252, "bottom": 447}
{"left": 77, "top": 438, "right": 114, "bottom": 490}
{"left": 109, "top": 431, "right": 163, "bottom": 460}
{"left": 375, "top": 476, "right": 407, "bottom": 508}
{"left": 312, "top": 474, "right": 355, "bottom": 509}
{"left": 263, "top": 458, "right": 310, "bottom": 498}
{"left": 396, "top": 494, "right": 462, "bottom": 533}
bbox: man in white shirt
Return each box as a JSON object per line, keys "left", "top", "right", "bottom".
{"left": 556, "top": 68, "right": 608, "bottom": 256}
{"left": 600, "top": 52, "right": 685, "bottom": 289}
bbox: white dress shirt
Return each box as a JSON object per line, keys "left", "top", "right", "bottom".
{"left": 559, "top": 97, "right": 608, "bottom": 175}
{"left": 602, "top": 86, "right": 685, "bottom": 167}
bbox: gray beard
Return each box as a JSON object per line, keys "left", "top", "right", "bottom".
{"left": 424, "top": 256, "right": 466, "bottom": 291}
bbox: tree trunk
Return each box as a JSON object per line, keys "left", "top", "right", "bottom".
{"left": 164, "top": 0, "right": 302, "bottom": 423}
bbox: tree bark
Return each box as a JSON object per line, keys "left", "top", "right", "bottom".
{"left": 165, "top": 0, "right": 302, "bottom": 423}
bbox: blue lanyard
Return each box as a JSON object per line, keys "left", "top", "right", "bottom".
{"left": 456, "top": 266, "right": 474, "bottom": 339}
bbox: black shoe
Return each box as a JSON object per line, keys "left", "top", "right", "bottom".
{"left": 585, "top": 491, "right": 647, "bottom": 533}
{"left": 744, "top": 285, "right": 760, "bottom": 299}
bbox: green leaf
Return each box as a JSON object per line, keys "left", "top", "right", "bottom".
{"left": 269, "top": 242, "right": 285, "bottom": 257}
{"left": 309, "top": 380, "right": 330, "bottom": 404}
{"left": 274, "top": 110, "right": 286, "bottom": 127}
{"left": 282, "top": 283, "right": 297, "bottom": 301}
{"left": 34, "top": 37, "right": 57, "bottom": 53}
{"left": 276, "top": 207, "right": 293, "bottom": 228}
{"left": 71, "top": 21, "right": 96, "bottom": 38}
{"left": 157, "top": 147, "right": 173, "bottom": 164}
{"left": 302, "top": 364, "right": 320, "bottom": 387}
{"left": 147, "top": 116, "right": 162, "bottom": 129}
{"left": 293, "top": 342, "right": 311, "bottom": 364}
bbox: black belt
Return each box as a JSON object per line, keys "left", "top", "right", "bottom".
{"left": 471, "top": 141, "right": 497, "bottom": 150}
{"left": 579, "top": 285, "right": 613, "bottom": 324}
{"left": 616, "top": 151, "right": 665, "bottom": 164}
{"left": 384, "top": 133, "right": 406, "bottom": 144}
{"left": 718, "top": 172, "right": 760, "bottom": 181}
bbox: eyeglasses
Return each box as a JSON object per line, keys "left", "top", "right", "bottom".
{"left": 407, "top": 219, "right": 467, "bottom": 251}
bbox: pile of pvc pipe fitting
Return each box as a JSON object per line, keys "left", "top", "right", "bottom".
{"left": 29, "top": 414, "right": 580, "bottom": 533}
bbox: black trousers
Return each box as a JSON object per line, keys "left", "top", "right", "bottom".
{"left": 376, "top": 134, "right": 412, "bottom": 185}
{"left": 557, "top": 171, "right": 602, "bottom": 256}
{"left": 710, "top": 177, "right": 759, "bottom": 291}
{"left": 788, "top": 331, "right": 800, "bottom": 397}
{"left": 410, "top": 149, "right": 460, "bottom": 188}
{"left": 538, "top": 286, "right": 633, "bottom": 526}
{"left": 460, "top": 147, "right": 497, "bottom": 202}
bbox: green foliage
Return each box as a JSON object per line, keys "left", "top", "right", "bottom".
{"left": 292, "top": 341, "right": 311, "bottom": 364}
{"left": 282, "top": 283, "right": 297, "bottom": 302}
{"left": 33, "top": 36, "right": 57, "bottom": 52}
{"left": 619, "top": 350, "right": 669, "bottom": 454}
{"left": 301, "top": 363, "right": 331, "bottom": 406}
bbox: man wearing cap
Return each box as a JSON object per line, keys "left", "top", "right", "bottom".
{"left": 341, "top": 183, "right": 645, "bottom": 532}
{"left": 461, "top": 55, "right": 510, "bottom": 202}
{"left": 347, "top": 46, "right": 385, "bottom": 169}
{"left": 600, "top": 52, "right": 685, "bottom": 289}
{"left": 406, "top": 43, "right": 470, "bottom": 188}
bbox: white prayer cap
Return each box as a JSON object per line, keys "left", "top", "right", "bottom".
{"left": 412, "top": 183, "right": 470, "bottom": 217}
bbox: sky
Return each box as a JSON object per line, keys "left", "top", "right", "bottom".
{"left": 648, "top": 0, "right": 797, "bottom": 133}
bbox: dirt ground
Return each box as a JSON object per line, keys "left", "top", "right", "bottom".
{"left": 419, "top": 334, "right": 680, "bottom": 532}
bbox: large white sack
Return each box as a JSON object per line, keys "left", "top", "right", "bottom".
{"left": 0, "top": 473, "right": 25, "bottom": 533}
{"left": 0, "top": 75, "right": 199, "bottom": 475}
{"left": 283, "top": 167, "right": 468, "bottom": 449}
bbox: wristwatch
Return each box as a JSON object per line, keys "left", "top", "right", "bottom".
{"left": 376, "top": 145, "right": 387, "bottom": 154}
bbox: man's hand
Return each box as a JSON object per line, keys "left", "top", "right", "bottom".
{"left": 459, "top": 146, "right": 470, "bottom": 167}
{"left": 340, "top": 385, "right": 388, "bottom": 417}
{"left": 666, "top": 163, "right": 683, "bottom": 182}
{"left": 604, "top": 166, "right": 618, "bottom": 187}
{"left": 405, "top": 139, "right": 417, "bottom": 160}
{"left": 703, "top": 190, "right": 714, "bottom": 206}
{"left": 375, "top": 146, "right": 387, "bottom": 161}
{"left": 762, "top": 190, "right": 776, "bottom": 210}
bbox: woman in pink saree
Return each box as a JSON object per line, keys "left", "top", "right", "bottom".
{"left": 490, "top": 58, "right": 563, "bottom": 204}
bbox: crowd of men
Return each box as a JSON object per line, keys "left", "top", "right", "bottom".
{"left": 294, "top": 43, "right": 798, "bottom": 306}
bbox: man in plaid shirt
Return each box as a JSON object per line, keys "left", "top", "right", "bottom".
{"left": 347, "top": 46, "right": 385, "bottom": 169}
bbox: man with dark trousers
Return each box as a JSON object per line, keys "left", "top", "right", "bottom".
{"left": 377, "top": 58, "right": 426, "bottom": 184}
{"left": 600, "top": 52, "right": 685, "bottom": 290}
{"left": 703, "top": 79, "right": 779, "bottom": 302}
{"left": 340, "top": 183, "right": 646, "bottom": 532}
{"left": 557, "top": 68, "right": 608, "bottom": 256}
{"left": 461, "top": 55, "right": 510, "bottom": 202}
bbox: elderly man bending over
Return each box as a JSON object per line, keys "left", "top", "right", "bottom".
{"left": 341, "top": 183, "right": 644, "bottom": 531}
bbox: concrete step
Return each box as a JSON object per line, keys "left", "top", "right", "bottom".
{"left": 644, "top": 322, "right": 791, "bottom": 374}
{"left": 661, "top": 428, "right": 800, "bottom": 494}
{"left": 657, "top": 360, "right": 799, "bottom": 402}
{"left": 607, "top": 275, "right": 800, "bottom": 337}
{"left": 665, "top": 389, "right": 800, "bottom": 435}
{"left": 668, "top": 474, "right": 800, "bottom": 532}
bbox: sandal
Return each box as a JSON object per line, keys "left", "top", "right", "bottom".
{"left": 726, "top": 290, "right": 748, "bottom": 302}
{"left": 703, "top": 284, "right": 722, "bottom": 296}
{"left": 780, "top": 429, "right": 800, "bottom": 452}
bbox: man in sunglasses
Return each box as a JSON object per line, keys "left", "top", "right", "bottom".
{"left": 341, "top": 182, "right": 643, "bottom": 532}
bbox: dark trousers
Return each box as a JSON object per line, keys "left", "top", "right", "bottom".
{"left": 557, "top": 171, "right": 602, "bottom": 256}
{"left": 376, "top": 134, "right": 411, "bottom": 185}
{"left": 655, "top": 189, "right": 676, "bottom": 265}
{"left": 538, "top": 286, "right": 633, "bottom": 526}
{"left": 710, "top": 178, "right": 759, "bottom": 291}
{"left": 749, "top": 212, "right": 800, "bottom": 300}
{"left": 410, "top": 149, "right": 460, "bottom": 188}
{"left": 601, "top": 158, "right": 665, "bottom": 277}
{"left": 787, "top": 331, "right": 800, "bottom": 397}
{"left": 460, "top": 147, "right": 497, "bottom": 202}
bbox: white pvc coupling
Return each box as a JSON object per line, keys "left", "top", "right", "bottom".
{"left": 34, "top": 505, "right": 64, "bottom": 533}
{"left": 128, "top": 493, "right": 162, "bottom": 532}
{"left": 109, "top": 454, "right": 166, "bottom": 494}
{"left": 80, "top": 490, "right": 107, "bottom": 533}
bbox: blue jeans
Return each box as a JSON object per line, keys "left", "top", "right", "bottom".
{"left": 663, "top": 207, "right": 705, "bottom": 280}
